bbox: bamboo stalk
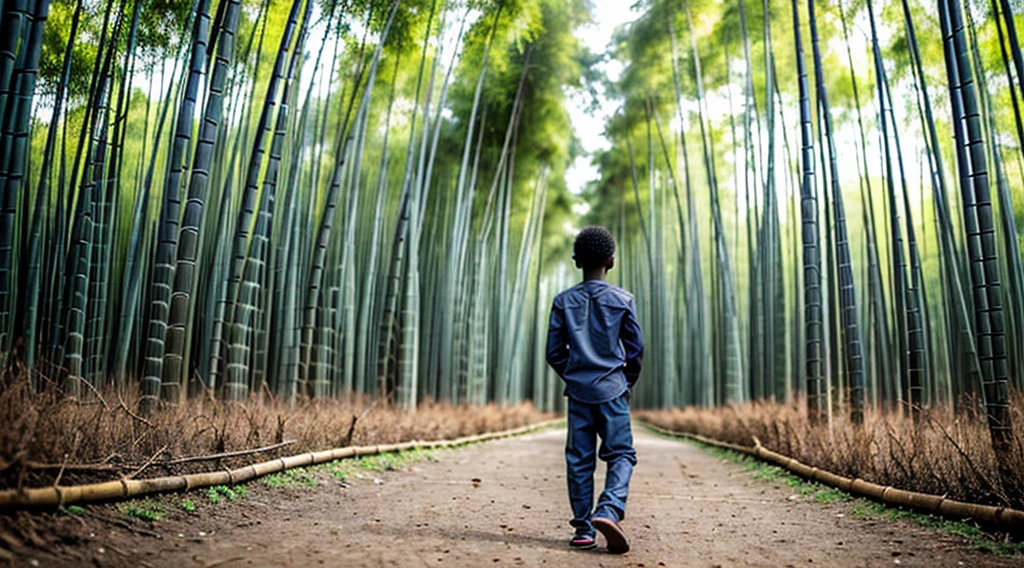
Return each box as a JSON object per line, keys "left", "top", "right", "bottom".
{"left": 0, "top": 420, "right": 562, "bottom": 509}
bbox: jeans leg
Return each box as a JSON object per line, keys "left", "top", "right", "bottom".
{"left": 566, "top": 399, "right": 597, "bottom": 536}
{"left": 594, "top": 394, "right": 637, "bottom": 522}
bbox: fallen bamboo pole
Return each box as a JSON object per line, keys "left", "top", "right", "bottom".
{"left": 642, "top": 422, "right": 1024, "bottom": 530}
{"left": 0, "top": 419, "right": 563, "bottom": 510}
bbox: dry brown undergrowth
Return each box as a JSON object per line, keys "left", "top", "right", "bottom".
{"left": 0, "top": 378, "right": 552, "bottom": 491}
{"left": 636, "top": 395, "right": 1024, "bottom": 509}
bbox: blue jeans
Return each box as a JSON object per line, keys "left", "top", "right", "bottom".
{"left": 565, "top": 393, "right": 637, "bottom": 537}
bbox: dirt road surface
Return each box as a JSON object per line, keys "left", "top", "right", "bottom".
{"left": 9, "top": 425, "right": 1022, "bottom": 567}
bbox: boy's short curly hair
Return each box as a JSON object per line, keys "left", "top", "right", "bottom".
{"left": 573, "top": 226, "right": 616, "bottom": 269}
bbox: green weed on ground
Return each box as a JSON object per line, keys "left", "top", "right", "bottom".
{"left": 117, "top": 499, "right": 164, "bottom": 521}
{"left": 646, "top": 425, "right": 1023, "bottom": 557}
{"left": 354, "top": 448, "right": 437, "bottom": 472}
{"left": 207, "top": 485, "right": 247, "bottom": 504}
{"left": 315, "top": 447, "right": 438, "bottom": 483}
{"left": 262, "top": 467, "right": 319, "bottom": 489}
{"left": 257, "top": 448, "right": 438, "bottom": 489}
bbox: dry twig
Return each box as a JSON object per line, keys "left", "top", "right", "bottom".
{"left": 924, "top": 413, "right": 1009, "bottom": 506}
{"left": 125, "top": 444, "right": 169, "bottom": 480}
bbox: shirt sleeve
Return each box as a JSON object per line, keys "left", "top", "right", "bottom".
{"left": 545, "top": 300, "right": 569, "bottom": 379}
{"left": 621, "top": 298, "right": 644, "bottom": 388}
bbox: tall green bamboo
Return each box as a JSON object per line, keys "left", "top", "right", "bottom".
{"left": 808, "top": 0, "right": 863, "bottom": 423}
{"left": 141, "top": 0, "right": 213, "bottom": 407}
{"left": 900, "top": 0, "right": 981, "bottom": 408}
{"left": 219, "top": 0, "right": 304, "bottom": 400}
{"left": 684, "top": 0, "right": 741, "bottom": 403}
{"left": 939, "top": 0, "right": 1014, "bottom": 454}
{"left": 791, "top": 0, "right": 823, "bottom": 421}
{"left": 162, "top": 0, "right": 241, "bottom": 399}
{"left": 24, "top": 0, "right": 76, "bottom": 377}
{"left": 1, "top": 0, "right": 50, "bottom": 372}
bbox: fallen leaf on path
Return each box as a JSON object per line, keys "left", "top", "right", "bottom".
{"left": 471, "top": 478, "right": 482, "bottom": 487}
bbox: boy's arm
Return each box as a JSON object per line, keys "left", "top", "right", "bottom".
{"left": 545, "top": 301, "right": 569, "bottom": 378}
{"left": 621, "top": 299, "right": 644, "bottom": 389}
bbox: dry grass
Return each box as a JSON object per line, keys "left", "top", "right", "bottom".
{"left": 0, "top": 378, "right": 552, "bottom": 491}
{"left": 636, "top": 395, "right": 1024, "bottom": 509}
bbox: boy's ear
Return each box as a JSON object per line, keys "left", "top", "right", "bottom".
{"left": 607, "top": 256, "right": 615, "bottom": 271}
{"left": 573, "top": 254, "right": 582, "bottom": 269}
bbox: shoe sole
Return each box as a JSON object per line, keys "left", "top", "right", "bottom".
{"left": 592, "top": 517, "right": 629, "bottom": 554}
{"left": 570, "top": 541, "right": 597, "bottom": 550}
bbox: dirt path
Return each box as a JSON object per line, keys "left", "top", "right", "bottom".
{"left": 11, "top": 425, "right": 1023, "bottom": 567}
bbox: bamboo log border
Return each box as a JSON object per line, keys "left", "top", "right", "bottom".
{"left": 642, "top": 422, "right": 1024, "bottom": 529}
{"left": 0, "top": 419, "right": 564, "bottom": 510}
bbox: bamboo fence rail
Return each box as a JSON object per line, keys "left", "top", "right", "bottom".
{"left": 0, "top": 419, "right": 563, "bottom": 509}
{"left": 642, "top": 422, "right": 1024, "bottom": 529}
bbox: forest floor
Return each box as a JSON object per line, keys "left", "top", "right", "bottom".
{"left": 3, "top": 424, "right": 1023, "bottom": 567}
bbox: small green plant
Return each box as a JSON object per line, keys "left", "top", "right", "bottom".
{"left": 848, "top": 500, "right": 889, "bottom": 518}
{"left": 404, "top": 447, "right": 438, "bottom": 463}
{"left": 117, "top": 499, "right": 164, "bottom": 521}
{"left": 325, "top": 463, "right": 349, "bottom": 482}
{"left": 371, "top": 453, "right": 401, "bottom": 471}
{"left": 847, "top": 499, "right": 888, "bottom": 517}
{"left": 301, "top": 447, "right": 441, "bottom": 484}
{"left": 810, "top": 487, "right": 850, "bottom": 504}
{"left": 207, "top": 485, "right": 245, "bottom": 504}
{"left": 263, "top": 475, "right": 283, "bottom": 488}
{"left": 354, "top": 449, "right": 437, "bottom": 473}
{"left": 180, "top": 500, "right": 196, "bottom": 512}
{"left": 60, "top": 505, "right": 85, "bottom": 516}
{"left": 749, "top": 462, "right": 788, "bottom": 483}
{"left": 262, "top": 467, "right": 319, "bottom": 489}
{"left": 259, "top": 448, "right": 438, "bottom": 491}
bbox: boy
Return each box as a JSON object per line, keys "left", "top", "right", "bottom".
{"left": 545, "top": 226, "right": 644, "bottom": 554}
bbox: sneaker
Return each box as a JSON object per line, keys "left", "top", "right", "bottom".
{"left": 592, "top": 517, "right": 629, "bottom": 554}
{"left": 569, "top": 534, "right": 597, "bottom": 550}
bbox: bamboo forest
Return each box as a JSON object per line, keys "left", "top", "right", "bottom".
{"left": 1, "top": 0, "right": 1024, "bottom": 563}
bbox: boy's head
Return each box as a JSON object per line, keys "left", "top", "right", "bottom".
{"left": 573, "top": 226, "right": 616, "bottom": 273}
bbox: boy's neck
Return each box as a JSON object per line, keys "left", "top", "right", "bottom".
{"left": 582, "top": 267, "right": 607, "bottom": 282}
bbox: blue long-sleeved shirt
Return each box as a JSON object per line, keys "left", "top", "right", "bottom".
{"left": 545, "top": 280, "right": 644, "bottom": 404}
